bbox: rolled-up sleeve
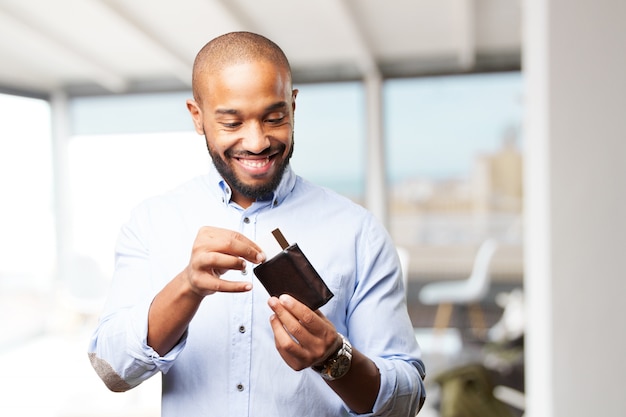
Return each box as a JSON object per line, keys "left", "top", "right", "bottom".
{"left": 87, "top": 202, "right": 186, "bottom": 391}
{"left": 344, "top": 216, "right": 427, "bottom": 416}
{"left": 366, "top": 357, "right": 426, "bottom": 416}
{"left": 88, "top": 298, "right": 186, "bottom": 391}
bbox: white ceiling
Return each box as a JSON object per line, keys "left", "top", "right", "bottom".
{"left": 0, "top": 0, "right": 521, "bottom": 97}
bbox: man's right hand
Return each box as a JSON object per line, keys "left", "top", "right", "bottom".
{"left": 184, "top": 226, "right": 266, "bottom": 297}
{"left": 148, "top": 226, "right": 265, "bottom": 355}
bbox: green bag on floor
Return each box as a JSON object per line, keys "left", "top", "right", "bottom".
{"left": 434, "top": 364, "right": 515, "bottom": 417}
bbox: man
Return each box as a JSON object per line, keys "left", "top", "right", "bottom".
{"left": 89, "top": 31, "right": 426, "bottom": 416}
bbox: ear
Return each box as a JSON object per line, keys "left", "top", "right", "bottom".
{"left": 291, "top": 89, "right": 298, "bottom": 112}
{"left": 186, "top": 99, "right": 205, "bottom": 135}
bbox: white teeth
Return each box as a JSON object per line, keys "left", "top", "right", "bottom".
{"left": 240, "top": 157, "right": 270, "bottom": 168}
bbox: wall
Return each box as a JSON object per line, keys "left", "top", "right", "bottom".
{"left": 524, "top": 1, "right": 626, "bottom": 416}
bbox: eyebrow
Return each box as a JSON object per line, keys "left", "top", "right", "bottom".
{"left": 214, "top": 108, "right": 239, "bottom": 116}
{"left": 265, "top": 101, "right": 289, "bottom": 112}
{"left": 214, "top": 101, "right": 289, "bottom": 116}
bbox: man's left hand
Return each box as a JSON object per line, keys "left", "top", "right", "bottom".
{"left": 268, "top": 294, "right": 342, "bottom": 371}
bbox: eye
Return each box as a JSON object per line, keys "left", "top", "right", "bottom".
{"left": 221, "top": 121, "right": 242, "bottom": 129}
{"left": 265, "top": 113, "right": 286, "bottom": 124}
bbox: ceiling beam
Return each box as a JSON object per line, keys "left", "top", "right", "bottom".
{"left": 0, "top": 2, "right": 127, "bottom": 93}
{"left": 458, "top": 0, "right": 477, "bottom": 69}
{"left": 333, "top": 1, "right": 386, "bottom": 225}
{"left": 333, "top": 0, "right": 380, "bottom": 78}
{"left": 212, "top": 0, "right": 260, "bottom": 33}
{"left": 96, "top": 0, "right": 192, "bottom": 87}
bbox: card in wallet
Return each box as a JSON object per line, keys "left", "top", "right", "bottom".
{"left": 253, "top": 228, "right": 333, "bottom": 310}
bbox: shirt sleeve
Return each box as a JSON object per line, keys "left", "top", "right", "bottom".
{"left": 88, "top": 299, "right": 187, "bottom": 391}
{"left": 367, "top": 357, "right": 426, "bottom": 416}
{"left": 87, "top": 202, "right": 186, "bottom": 392}
{"left": 345, "top": 215, "right": 427, "bottom": 416}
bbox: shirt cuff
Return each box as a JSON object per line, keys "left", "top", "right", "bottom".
{"left": 368, "top": 357, "right": 397, "bottom": 416}
{"left": 359, "top": 356, "right": 424, "bottom": 417}
{"left": 131, "top": 298, "right": 188, "bottom": 375}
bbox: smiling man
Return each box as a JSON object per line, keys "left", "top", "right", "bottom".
{"left": 89, "top": 32, "right": 426, "bottom": 417}
{"left": 188, "top": 56, "right": 295, "bottom": 207}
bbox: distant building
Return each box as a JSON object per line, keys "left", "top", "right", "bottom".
{"left": 472, "top": 130, "right": 523, "bottom": 213}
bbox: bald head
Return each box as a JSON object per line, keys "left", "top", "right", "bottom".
{"left": 192, "top": 31, "right": 292, "bottom": 103}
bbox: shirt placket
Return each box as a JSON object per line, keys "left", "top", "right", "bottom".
{"left": 228, "top": 211, "right": 257, "bottom": 416}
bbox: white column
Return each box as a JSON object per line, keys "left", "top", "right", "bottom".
{"left": 50, "top": 90, "right": 73, "bottom": 284}
{"left": 524, "top": 1, "right": 626, "bottom": 416}
{"left": 364, "top": 71, "right": 388, "bottom": 228}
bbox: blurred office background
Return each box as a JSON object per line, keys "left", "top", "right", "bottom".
{"left": 0, "top": 1, "right": 624, "bottom": 416}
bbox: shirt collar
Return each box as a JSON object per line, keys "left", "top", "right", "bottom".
{"left": 207, "top": 162, "right": 296, "bottom": 209}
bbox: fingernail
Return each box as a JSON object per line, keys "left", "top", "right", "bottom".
{"left": 256, "top": 252, "right": 266, "bottom": 263}
{"left": 279, "top": 294, "right": 292, "bottom": 306}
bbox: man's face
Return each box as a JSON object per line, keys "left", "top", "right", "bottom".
{"left": 188, "top": 60, "right": 297, "bottom": 208}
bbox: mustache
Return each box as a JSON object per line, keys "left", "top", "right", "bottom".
{"left": 226, "top": 145, "right": 286, "bottom": 158}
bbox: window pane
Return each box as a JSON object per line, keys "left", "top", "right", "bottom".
{"left": 0, "top": 93, "right": 54, "bottom": 345}
{"left": 67, "top": 132, "right": 209, "bottom": 279}
{"left": 0, "top": 94, "right": 54, "bottom": 286}
{"left": 291, "top": 82, "right": 365, "bottom": 200}
{"left": 384, "top": 72, "right": 524, "bottom": 286}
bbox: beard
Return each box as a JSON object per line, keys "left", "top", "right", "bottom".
{"left": 206, "top": 136, "right": 294, "bottom": 201}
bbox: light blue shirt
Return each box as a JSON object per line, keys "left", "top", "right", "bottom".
{"left": 88, "top": 164, "right": 425, "bottom": 416}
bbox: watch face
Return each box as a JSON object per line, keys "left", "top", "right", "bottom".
{"left": 330, "top": 355, "right": 351, "bottom": 378}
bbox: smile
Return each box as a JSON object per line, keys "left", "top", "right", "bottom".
{"left": 232, "top": 153, "right": 279, "bottom": 176}
{"left": 237, "top": 156, "right": 271, "bottom": 168}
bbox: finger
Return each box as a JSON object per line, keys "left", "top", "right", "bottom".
{"left": 193, "top": 251, "right": 247, "bottom": 274}
{"left": 187, "top": 269, "right": 252, "bottom": 295}
{"left": 186, "top": 251, "right": 252, "bottom": 295}
{"left": 268, "top": 295, "right": 320, "bottom": 349}
{"left": 269, "top": 312, "right": 309, "bottom": 370}
{"left": 209, "top": 276, "right": 252, "bottom": 293}
{"left": 270, "top": 295, "right": 340, "bottom": 361}
{"left": 277, "top": 294, "right": 326, "bottom": 334}
{"left": 197, "top": 227, "right": 266, "bottom": 264}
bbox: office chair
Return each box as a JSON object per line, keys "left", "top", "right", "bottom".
{"left": 418, "top": 239, "right": 499, "bottom": 337}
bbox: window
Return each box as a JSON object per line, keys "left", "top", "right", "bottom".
{"left": 67, "top": 131, "right": 209, "bottom": 279}
{"left": 291, "top": 81, "right": 365, "bottom": 199}
{"left": 384, "top": 72, "right": 524, "bottom": 282}
{"left": 0, "top": 93, "right": 54, "bottom": 345}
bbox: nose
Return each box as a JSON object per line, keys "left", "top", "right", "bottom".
{"left": 241, "top": 121, "right": 270, "bottom": 154}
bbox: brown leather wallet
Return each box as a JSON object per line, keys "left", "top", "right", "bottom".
{"left": 253, "top": 228, "right": 334, "bottom": 310}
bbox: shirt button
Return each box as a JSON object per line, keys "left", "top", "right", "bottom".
{"left": 239, "top": 325, "right": 246, "bottom": 333}
{"left": 243, "top": 217, "right": 250, "bottom": 224}
{"left": 237, "top": 383, "right": 244, "bottom": 391}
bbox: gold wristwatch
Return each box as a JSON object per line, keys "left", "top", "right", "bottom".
{"left": 312, "top": 333, "right": 352, "bottom": 381}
